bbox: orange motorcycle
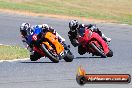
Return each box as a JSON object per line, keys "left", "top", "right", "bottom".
{"left": 29, "top": 26, "right": 74, "bottom": 63}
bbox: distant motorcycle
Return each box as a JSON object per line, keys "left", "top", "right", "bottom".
{"left": 28, "top": 26, "right": 74, "bottom": 63}
{"left": 78, "top": 27, "right": 113, "bottom": 57}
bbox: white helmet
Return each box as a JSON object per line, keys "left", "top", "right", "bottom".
{"left": 42, "top": 24, "right": 49, "bottom": 30}
{"left": 69, "top": 20, "right": 79, "bottom": 31}
{"left": 20, "top": 23, "right": 31, "bottom": 36}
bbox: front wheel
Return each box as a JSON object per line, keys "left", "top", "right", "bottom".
{"left": 107, "top": 49, "right": 113, "bottom": 57}
{"left": 91, "top": 43, "right": 107, "bottom": 58}
{"left": 41, "top": 44, "right": 59, "bottom": 63}
{"left": 63, "top": 50, "right": 74, "bottom": 62}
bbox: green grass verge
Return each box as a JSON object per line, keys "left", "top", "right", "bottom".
{"left": 0, "top": 45, "right": 29, "bottom": 60}
{"left": 0, "top": 0, "right": 132, "bottom": 24}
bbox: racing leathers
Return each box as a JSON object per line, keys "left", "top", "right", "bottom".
{"left": 68, "top": 24, "right": 111, "bottom": 55}
{"left": 21, "top": 25, "right": 65, "bottom": 57}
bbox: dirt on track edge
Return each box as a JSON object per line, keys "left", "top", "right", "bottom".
{"left": 0, "top": 8, "right": 117, "bottom": 23}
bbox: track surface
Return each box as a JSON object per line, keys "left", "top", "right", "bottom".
{"left": 0, "top": 12, "right": 132, "bottom": 88}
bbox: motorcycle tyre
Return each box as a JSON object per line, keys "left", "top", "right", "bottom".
{"left": 41, "top": 44, "right": 59, "bottom": 63}
{"left": 91, "top": 43, "right": 107, "bottom": 58}
{"left": 107, "top": 49, "right": 113, "bottom": 57}
{"left": 30, "top": 52, "right": 42, "bottom": 61}
{"left": 63, "top": 50, "right": 74, "bottom": 62}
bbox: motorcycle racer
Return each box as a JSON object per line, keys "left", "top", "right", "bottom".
{"left": 68, "top": 20, "right": 111, "bottom": 55}
{"left": 20, "top": 23, "right": 65, "bottom": 61}
{"left": 20, "top": 23, "right": 34, "bottom": 55}
{"left": 33, "top": 24, "right": 65, "bottom": 43}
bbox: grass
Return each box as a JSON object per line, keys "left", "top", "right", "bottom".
{"left": 0, "top": 45, "right": 29, "bottom": 60}
{"left": 0, "top": 0, "right": 132, "bottom": 24}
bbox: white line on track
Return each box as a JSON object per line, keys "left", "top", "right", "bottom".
{"left": 0, "top": 44, "right": 10, "bottom": 46}
{"left": 0, "top": 58, "right": 29, "bottom": 63}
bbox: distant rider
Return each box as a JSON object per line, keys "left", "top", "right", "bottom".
{"left": 20, "top": 23, "right": 65, "bottom": 61}
{"left": 68, "top": 20, "right": 111, "bottom": 55}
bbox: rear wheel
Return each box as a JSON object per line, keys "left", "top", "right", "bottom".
{"left": 91, "top": 43, "right": 107, "bottom": 58}
{"left": 63, "top": 50, "right": 74, "bottom": 62}
{"left": 41, "top": 44, "right": 59, "bottom": 63}
{"left": 78, "top": 45, "right": 86, "bottom": 55}
{"left": 30, "top": 52, "right": 42, "bottom": 61}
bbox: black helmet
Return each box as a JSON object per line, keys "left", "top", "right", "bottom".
{"left": 20, "top": 23, "right": 31, "bottom": 36}
{"left": 69, "top": 20, "right": 78, "bottom": 31}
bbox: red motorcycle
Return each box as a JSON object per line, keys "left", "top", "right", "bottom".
{"left": 78, "top": 27, "right": 113, "bottom": 57}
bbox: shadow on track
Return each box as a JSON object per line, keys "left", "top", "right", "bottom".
{"left": 74, "top": 56, "right": 102, "bottom": 59}
{"left": 20, "top": 60, "right": 67, "bottom": 63}
{"left": 20, "top": 61, "right": 55, "bottom": 63}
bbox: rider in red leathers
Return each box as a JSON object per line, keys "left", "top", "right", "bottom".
{"left": 68, "top": 20, "right": 111, "bottom": 55}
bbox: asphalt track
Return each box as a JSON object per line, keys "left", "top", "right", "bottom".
{"left": 0, "top": 12, "right": 132, "bottom": 88}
